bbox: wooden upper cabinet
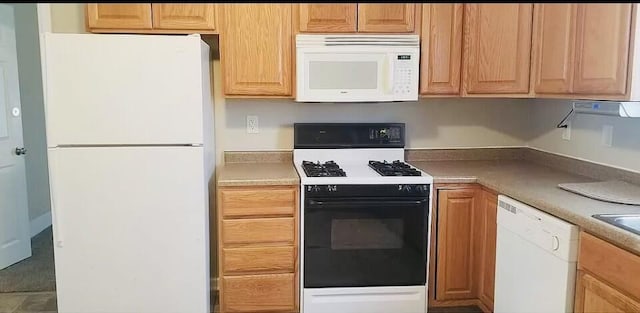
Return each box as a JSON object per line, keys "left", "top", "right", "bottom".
{"left": 463, "top": 4, "right": 533, "bottom": 95}
{"left": 420, "top": 4, "right": 463, "bottom": 95}
{"left": 477, "top": 190, "right": 497, "bottom": 311}
{"left": 532, "top": 4, "right": 577, "bottom": 94}
{"left": 298, "top": 4, "right": 357, "bottom": 32}
{"left": 357, "top": 4, "right": 416, "bottom": 33}
{"left": 220, "top": 4, "right": 293, "bottom": 96}
{"left": 436, "top": 188, "right": 480, "bottom": 301}
{"left": 86, "top": 4, "right": 152, "bottom": 29}
{"left": 151, "top": 4, "right": 216, "bottom": 30}
{"left": 573, "top": 4, "right": 632, "bottom": 95}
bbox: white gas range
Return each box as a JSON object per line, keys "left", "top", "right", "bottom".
{"left": 293, "top": 123, "right": 433, "bottom": 313}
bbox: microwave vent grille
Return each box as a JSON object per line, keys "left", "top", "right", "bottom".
{"left": 297, "top": 35, "right": 419, "bottom": 47}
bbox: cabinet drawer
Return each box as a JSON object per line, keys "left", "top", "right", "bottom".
{"left": 223, "top": 246, "right": 294, "bottom": 275}
{"left": 223, "top": 273, "right": 296, "bottom": 312}
{"left": 221, "top": 188, "right": 296, "bottom": 218}
{"left": 578, "top": 232, "right": 640, "bottom": 299}
{"left": 222, "top": 218, "right": 294, "bottom": 246}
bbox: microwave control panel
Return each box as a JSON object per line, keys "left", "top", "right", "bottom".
{"left": 392, "top": 54, "right": 419, "bottom": 96}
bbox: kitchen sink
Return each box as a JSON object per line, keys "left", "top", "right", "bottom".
{"left": 592, "top": 214, "right": 640, "bottom": 236}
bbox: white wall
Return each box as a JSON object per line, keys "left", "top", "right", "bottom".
{"left": 528, "top": 99, "right": 640, "bottom": 173}
{"left": 50, "top": 3, "right": 85, "bottom": 34}
{"left": 218, "top": 85, "right": 529, "bottom": 152}
{"left": 13, "top": 3, "right": 51, "bottom": 222}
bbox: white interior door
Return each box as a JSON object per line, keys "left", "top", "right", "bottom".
{"left": 0, "top": 4, "right": 32, "bottom": 270}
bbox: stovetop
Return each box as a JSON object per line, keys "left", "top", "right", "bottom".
{"left": 302, "top": 161, "right": 347, "bottom": 177}
{"left": 292, "top": 123, "right": 432, "bottom": 185}
{"left": 368, "top": 160, "right": 422, "bottom": 176}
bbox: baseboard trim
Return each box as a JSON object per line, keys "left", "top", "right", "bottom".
{"left": 30, "top": 211, "right": 52, "bottom": 237}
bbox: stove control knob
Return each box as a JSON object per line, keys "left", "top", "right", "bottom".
{"left": 403, "top": 185, "right": 413, "bottom": 193}
{"left": 312, "top": 185, "right": 321, "bottom": 192}
{"left": 328, "top": 185, "right": 337, "bottom": 192}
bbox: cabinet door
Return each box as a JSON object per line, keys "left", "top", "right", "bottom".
{"left": 357, "top": 4, "right": 416, "bottom": 33}
{"left": 220, "top": 4, "right": 293, "bottom": 96}
{"left": 420, "top": 4, "right": 463, "bottom": 95}
{"left": 223, "top": 274, "right": 296, "bottom": 312}
{"left": 86, "top": 4, "right": 152, "bottom": 29}
{"left": 463, "top": 4, "right": 533, "bottom": 94}
{"left": 477, "top": 190, "right": 497, "bottom": 311}
{"left": 436, "top": 188, "right": 480, "bottom": 300}
{"left": 531, "top": 4, "right": 577, "bottom": 94}
{"left": 151, "top": 4, "right": 216, "bottom": 30}
{"left": 575, "top": 271, "right": 640, "bottom": 313}
{"left": 298, "top": 4, "right": 357, "bottom": 32}
{"left": 573, "top": 4, "right": 632, "bottom": 95}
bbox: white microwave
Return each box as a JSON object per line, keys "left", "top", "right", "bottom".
{"left": 295, "top": 35, "right": 420, "bottom": 102}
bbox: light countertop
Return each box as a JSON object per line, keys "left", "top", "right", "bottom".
{"left": 217, "top": 162, "right": 299, "bottom": 187}
{"left": 410, "top": 160, "right": 640, "bottom": 255}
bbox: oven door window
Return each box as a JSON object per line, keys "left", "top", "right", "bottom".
{"left": 304, "top": 198, "right": 428, "bottom": 288}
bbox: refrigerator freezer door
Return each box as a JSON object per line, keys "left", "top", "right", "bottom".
{"left": 44, "top": 34, "right": 206, "bottom": 146}
{"left": 48, "top": 146, "right": 209, "bottom": 313}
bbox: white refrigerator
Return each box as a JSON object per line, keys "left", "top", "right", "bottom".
{"left": 43, "top": 33, "right": 214, "bottom": 313}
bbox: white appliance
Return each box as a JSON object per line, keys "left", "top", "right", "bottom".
{"left": 43, "top": 33, "right": 213, "bottom": 313}
{"left": 295, "top": 35, "right": 420, "bottom": 102}
{"left": 294, "top": 123, "right": 433, "bottom": 313}
{"left": 494, "top": 195, "right": 579, "bottom": 313}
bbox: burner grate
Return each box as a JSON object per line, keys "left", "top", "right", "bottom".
{"left": 302, "top": 160, "right": 347, "bottom": 177}
{"left": 368, "top": 160, "right": 422, "bottom": 176}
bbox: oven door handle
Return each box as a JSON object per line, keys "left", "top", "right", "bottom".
{"left": 307, "top": 199, "right": 426, "bottom": 208}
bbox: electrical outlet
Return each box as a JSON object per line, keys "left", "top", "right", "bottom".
{"left": 562, "top": 121, "right": 571, "bottom": 141}
{"left": 246, "top": 115, "right": 259, "bottom": 134}
{"left": 602, "top": 124, "right": 613, "bottom": 147}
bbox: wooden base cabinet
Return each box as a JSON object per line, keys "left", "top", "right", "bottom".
{"left": 435, "top": 187, "right": 481, "bottom": 301}
{"left": 217, "top": 185, "right": 299, "bottom": 313}
{"left": 575, "top": 271, "right": 640, "bottom": 313}
{"left": 430, "top": 185, "right": 497, "bottom": 312}
{"left": 574, "top": 232, "right": 640, "bottom": 313}
{"left": 477, "top": 189, "right": 497, "bottom": 312}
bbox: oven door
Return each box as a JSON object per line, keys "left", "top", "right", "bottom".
{"left": 304, "top": 197, "right": 428, "bottom": 288}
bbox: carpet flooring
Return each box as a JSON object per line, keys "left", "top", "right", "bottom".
{"left": 0, "top": 227, "right": 56, "bottom": 293}
{"left": 0, "top": 292, "right": 56, "bottom": 313}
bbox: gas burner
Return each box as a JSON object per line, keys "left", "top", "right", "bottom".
{"left": 302, "top": 160, "right": 347, "bottom": 177}
{"left": 368, "top": 160, "right": 422, "bottom": 176}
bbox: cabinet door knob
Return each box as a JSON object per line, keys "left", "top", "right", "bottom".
{"left": 15, "top": 147, "right": 27, "bottom": 156}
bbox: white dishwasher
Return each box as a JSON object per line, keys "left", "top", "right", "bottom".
{"left": 494, "top": 195, "right": 579, "bottom": 313}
